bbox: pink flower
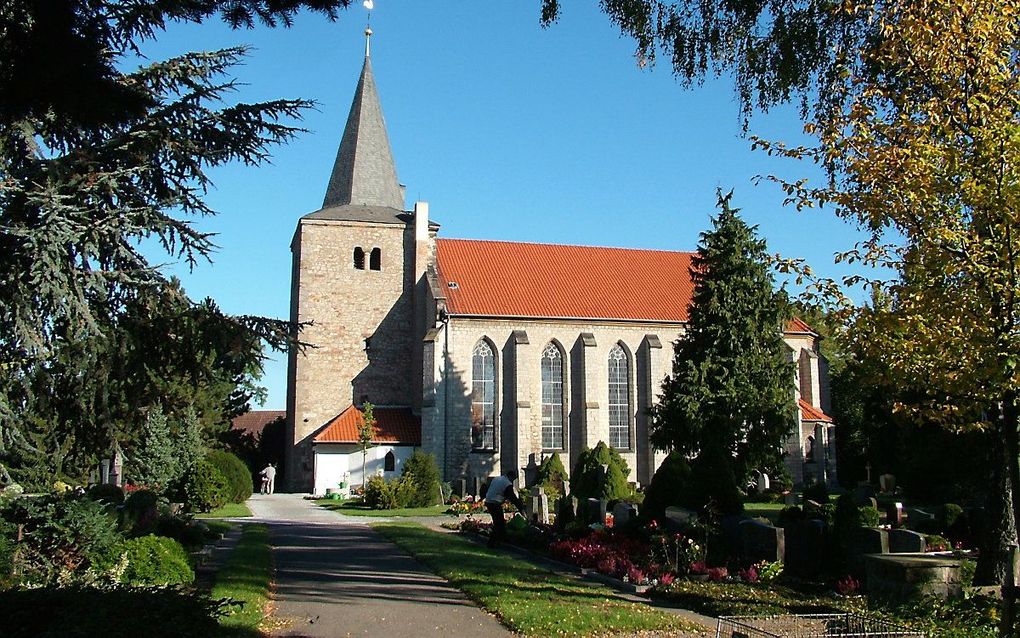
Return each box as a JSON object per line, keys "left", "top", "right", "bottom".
{"left": 689, "top": 560, "right": 708, "bottom": 575}
{"left": 707, "top": 566, "right": 729, "bottom": 582}
{"left": 836, "top": 575, "right": 860, "bottom": 596}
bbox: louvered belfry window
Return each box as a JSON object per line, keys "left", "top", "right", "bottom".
{"left": 608, "top": 344, "right": 630, "bottom": 449}
{"left": 471, "top": 340, "right": 496, "bottom": 449}
{"left": 541, "top": 343, "right": 564, "bottom": 449}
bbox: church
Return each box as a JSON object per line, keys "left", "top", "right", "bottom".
{"left": 284, "top": 35, "right": 836, "bottom": 496}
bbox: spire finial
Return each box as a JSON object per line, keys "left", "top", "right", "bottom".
{"left": 363, "top": 0, "right": 374, "bottom": 58}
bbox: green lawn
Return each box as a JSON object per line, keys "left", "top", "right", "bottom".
{"left": 743, "top": 501, "right": 785, "bottom": 523}
{"left": 211, "top": 524, "right": 272, "bottom": 636}
{"left": 196, "top": 502, "right": 253, "bottom": 519}
{"left": 316, "top": 498, "right": 448, "bottom": 517}
{"left": 374, "top": 522, "right": 704, "bottom": 637}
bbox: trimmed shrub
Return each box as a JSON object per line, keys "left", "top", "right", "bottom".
{"left": 121, "top": 489, "right": 160, "bottom": 536}
{"left": 364, "top": 475, "right": 399, "bottom": 509}
{"left": 205, "top": 450, "right": 252, "bottom": 504}
{"left": 87, "top": 483, "right": 125, "bottom": 506}
{"left": 940, "top": 503, "right": 964, "bottom": 531}
{"left": 111, "top": 535, "right": 194, "bottom": 586}
{"left": 569, "top": 442, "right": 633, "bottom": 503}
{"left": 0, "top": 585, "right": 226, "bottom": 638}
{"left": 399, "top": 451, "right": 442, "bottom": 507}
{"left": 181, "top": 460, "right": 228, "bottom": 513}
{"left": 155, "top": 514, "right": 207, "bottom": 552}
{"left": 535, "top": 453, "right": 567, "bottom": 500}
{"left": 859, "top": 506, "right": 881, "bottom": 528}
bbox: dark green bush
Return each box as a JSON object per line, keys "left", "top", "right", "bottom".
{"left": 205, "top": 450, "right": 252, "bottom": 504}
{"left": 802, "top": 479, "right": 830, "bottom": 504}
{"left": 939, "top": 503, "right": 963, "bottom": 531}
{"left": 569, "top": 442, "right": 633, "bottom": 503}
{"left": 777, "top": 505, "right": 805, "bottom": 528}
{"left": 641, "top": 451, "right": 693, "bottom": 521}
{"left": 535, "top": 452, "right": 567, "bottom": 500}
{"left": 110, "top": 535, "right": 194, "bottom": 586}
{"left": 399, "top": 451, "right": 441, "bottom": 507}
{"left": 86, "top": 484, "right": 125, "bottom": 506}
{"left": 155, "top": 514, "right": 206, "bottom": 552}
{"left": 0, "top": 493, "right": 122, "bottom": 585}
{"left": 181, "top": 460, "right": 228, "bottom": 513}
{"left": 0, "top": 585, "right": 227, "bottom": 638}
{"left": 121, "top": 489, "right": 159, "bottom": 536}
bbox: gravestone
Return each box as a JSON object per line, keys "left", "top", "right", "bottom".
{"left": 886, "top": 502, "right": 907, "bottom": 528}
{"left": 528, "top": 486, "right": 549, "bottom": 525}
{"left": 470, "top": 476, "right": 482, "bottom": 498}
{"left": 888, "top": 528, "right": 927, "bottom": 553}
{"left": 848, "top": 527, "right": 890, "bottom": 572}
{"left": 613, "top": 502, "right": 638, "bottom": 527}
{"left": 868, "top": 497, "right": 880, "bottom": 511}
{"left": 785, "top": 519, "right": 825, "bottom": 576}
{"left": 740, "top": 519, "right": 785, "bottom": 563}
{"left": 556, "top": 496, "right": 577, "bottom": 529}
{"left": 784, "top": 492, "right": 799, "bottom": 506}
{"left": 585, "top": 498, "right": 607, "bottom": 525}
{"left": 664, "top": 506, "right": 698, "bottom": 531}
{"left": 879, "top": 473, "right": 896, "bottom": 493}
{"left": 756, "top": 472, "right": 770, "bottom": 494}
{"left": 455, "top": 478, "right": 467, "bottom": 498}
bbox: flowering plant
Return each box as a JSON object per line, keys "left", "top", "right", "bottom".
{"left": 652, "top": 532, "right": 705, "bottom": 574}
{"left": 836, "top": 574, "right": 861, "bottom": 596}
{"left": 689, "top": 560, "right": 708, "bottom": 575}
{"left": 707, "top": 566, "right": 729, "bottom": 582}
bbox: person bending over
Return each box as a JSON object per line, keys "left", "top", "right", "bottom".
{"left": 484, "top": 468, "right": 526, "bottom": 548}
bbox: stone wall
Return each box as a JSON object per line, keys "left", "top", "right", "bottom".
{"left": 286, "top": 217, "right": 415, "bottom": 490}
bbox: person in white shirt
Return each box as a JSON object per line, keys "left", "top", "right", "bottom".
{"left": 260, "top": 463, "right": 277, "bottom": 495}
{"left": 483, "top": 469, "right": 526, "bottom": 548}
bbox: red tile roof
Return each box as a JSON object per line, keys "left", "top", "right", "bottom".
{"left": 436, "top": 239, "right": 697, "bottom": 322}
{"left": 313, "top": 405, "right": 421, "bottom": 445}
{"left": 231, "top": 410, "right": 285, "bottom": 436}
{"left": 799, "top": 399, "right": 833, "bottom": 422}
{"left": 786, "top": 317, "right": 817, "bottom": 335}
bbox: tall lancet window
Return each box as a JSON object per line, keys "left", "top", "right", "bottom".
{"left": 541, "top": 343, "right": 565, "bottom": 449}
{"left": 608, "top": 344, "right": 631, "bottom": 449}
{"left": 471, "top": 340, "right": 496, "bottom": 449}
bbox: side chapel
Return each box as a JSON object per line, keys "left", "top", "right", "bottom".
{"left": 284, "top": 34, "right": 837, "bottom": 495}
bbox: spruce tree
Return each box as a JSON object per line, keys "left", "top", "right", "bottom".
{"left": 649, "top": 191, "right": 796, "bottom": 513}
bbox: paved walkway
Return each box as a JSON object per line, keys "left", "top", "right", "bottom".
{"left": 246, "top": 494, "right": 510, "bottom": 638}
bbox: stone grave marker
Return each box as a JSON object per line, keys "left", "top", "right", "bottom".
{"left": 664, "top": 506, "right": 698, "bottom": 530}
{"left": 785, "top": 520, "right": 825, "bottom": 576}
{"left": 471, "top": 476, "right": 482, "bottom": 498}
{"left": 740, "top": 519, "right": 785, "bottom": 563}
{"left": 612, "top": 502, "right": 638, "bottom": 527}
{"left": 756, "top": 472, "right": 770, "bottom": 494}
{"left": 455, "top": 478, "right": 467, "bottom": 498}
{"left": 784, "top": 492, "right": 799, "bottom": 506}
{"left": 529, "top": 486, "right": 549, "bottom": 525}
{"left": 584, "top": 498, "right": 607, "bottom": 525}
{"left": 879, "top": 473, "right": 897, "bottom": 493}
{"left": 886, "top": 502, "right": 907, "bottom": 528}
{"left": 888, "top": 528, "right": 927, "bottom": 553}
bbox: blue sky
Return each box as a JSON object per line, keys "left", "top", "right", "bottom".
{"left": 141, "top": 3, "right": 868, "bottom": 410}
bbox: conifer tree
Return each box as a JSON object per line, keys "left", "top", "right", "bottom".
{"left": 650, "top": 192, "right": 796, "bottom": 513}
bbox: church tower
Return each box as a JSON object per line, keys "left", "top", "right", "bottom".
{"left": 285, "top": 29, "right": 429, "bottom": 491}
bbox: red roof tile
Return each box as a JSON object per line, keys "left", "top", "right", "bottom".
{"left": 799, "top": 399, "right": 833, "bottom": 422}
{"left": 786, "top": 317, "right": 817, "bottom": 335}
{"left": 231, "top": 410, "right": 285, "bottom": 436}
{"left": 313, "top": 405, "right": 421, "bottom": 445}
{"left": 435, "top": 239, "right": 697, "bottom": 322}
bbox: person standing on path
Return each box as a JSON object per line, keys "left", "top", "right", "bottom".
{"left": 260, "top": 463, "right": 277, "bottom": 494}
{"left": 484, "top": 468, "right": 526, "bottom": 548}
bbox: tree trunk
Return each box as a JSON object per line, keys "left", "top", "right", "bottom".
{"left": 1003, "top": 396, "right": 1020, "bottom": 638}
{"left": 976, "top": 418, "right": 1017, "bottom": 586}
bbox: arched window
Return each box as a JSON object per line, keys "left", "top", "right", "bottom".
{"left": 353, "top": 247, "right": 365, "bottom": 270}
{"left": 384, "top": 450, "right": 396, "bottom": 472}
{"left": 471, "top": 340, "right": 496, "bottom": 449}
{"left": 608, "top": 344, "right": 630, "bottom": 449}
{"left": 541, "top": 343, "right": 564, "bottom": 449}
{"left": 369, "top": 247, "right": 381, "bottom": 271}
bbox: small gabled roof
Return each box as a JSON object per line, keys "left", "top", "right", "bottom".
{"left": 231, "top": 410, "right": 285, "bottom": 436}
{"left": 435, "top": 238, "right": 697, "bottom": 322}
{"left": 786, "top": 317, "right": 818, "bottom": 336}
{"left": 313, "top": 405, "right": 421, "bottom": 445}
{"left": 799, "top": 399, "right": 833, "bottom": 423}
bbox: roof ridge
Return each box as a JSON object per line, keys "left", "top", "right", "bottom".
{"left": 437, "top": 237, "right": 696, "bottom": 256}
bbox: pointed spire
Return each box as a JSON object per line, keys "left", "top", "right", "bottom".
{"left": 322, "top": 40, "right": 403, "bottom": 211}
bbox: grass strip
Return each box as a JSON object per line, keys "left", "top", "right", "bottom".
{"left": 210, "top": 524, "right": 272, "bottom": 635}
{"left": 197, "top": 502, "right": 253, "bottom": 519}
{"left": 316, "top": 499, "right": 447, "bottom": 517}
{"left": 374, "top": 522, "right": 702, "bottom": 637}
{"left": 202, "top": 519, "right": 234, "bottom": 538}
